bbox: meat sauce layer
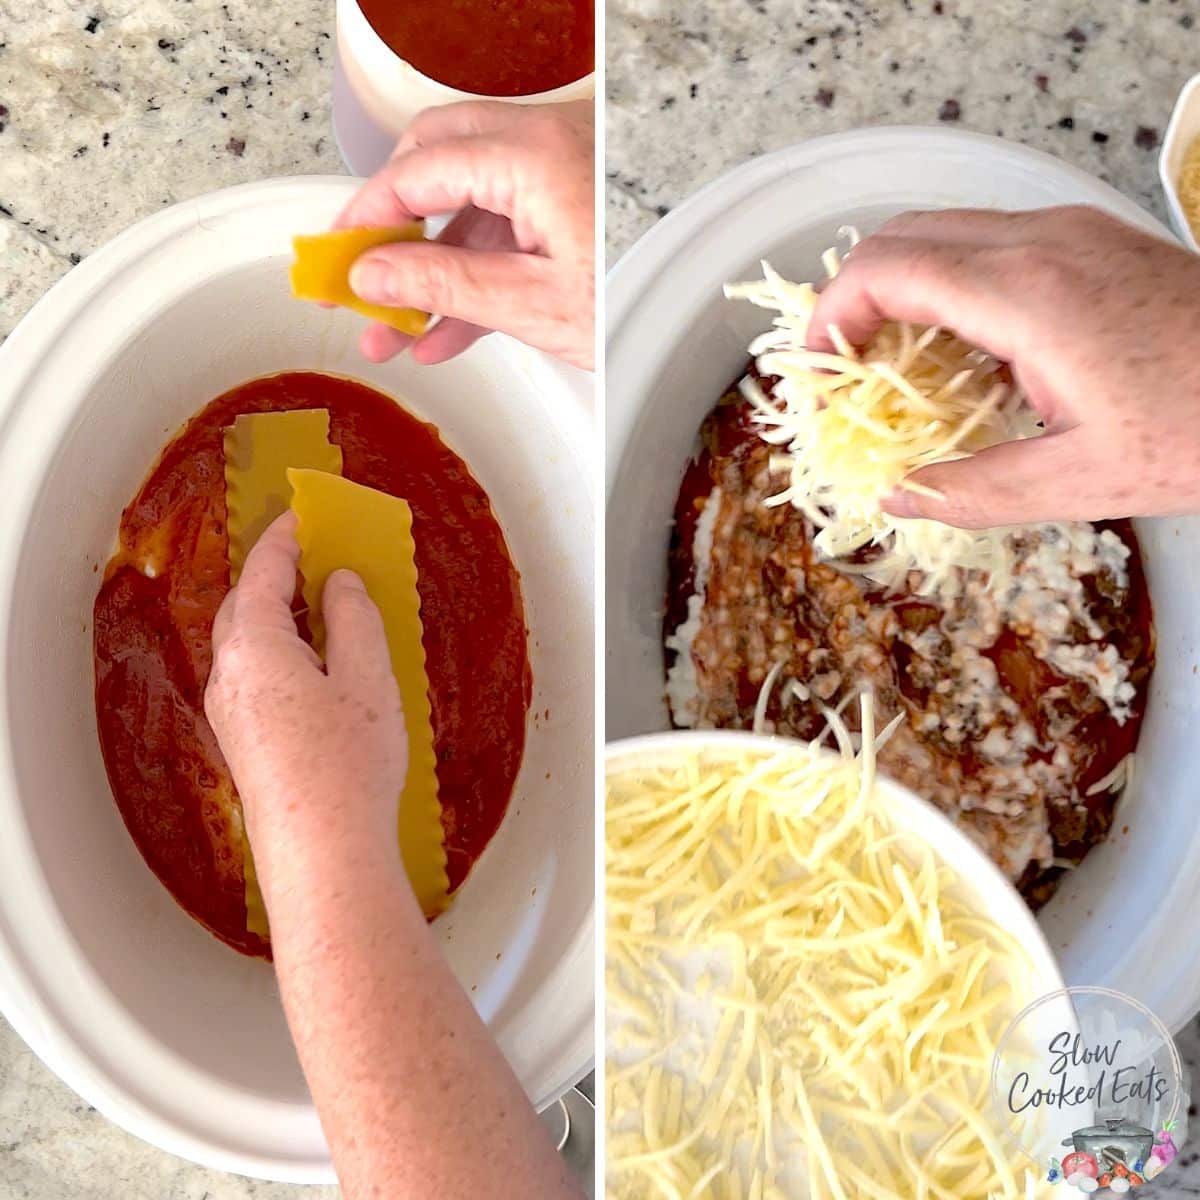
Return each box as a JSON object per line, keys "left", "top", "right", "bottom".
{"left": 666, "top": 379, "right": 1154, "bottom": 907}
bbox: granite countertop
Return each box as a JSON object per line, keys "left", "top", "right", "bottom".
{"left": 607, "top": 0, "right": 1200, "bottom": 1193}
{"left": 0, "top": 1016, "right": 343, "bottom": 1200}
{"left": 606, "top": 0, "right": 1195, "bottom": 260}
{"left": 0, "top": 2, "right": 342, "bottom": 1196}
{"left": 0, "top": 0, "right": 346, "bottom": 342}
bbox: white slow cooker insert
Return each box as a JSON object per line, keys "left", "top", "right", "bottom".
{"left": 607, "top": 127, "right": 1200, "bottom": 1035}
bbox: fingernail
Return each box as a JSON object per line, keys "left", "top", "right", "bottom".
{"left": 349, "top": 257, "right": 390, "bottom": 302}
{"left": 328, "top": 568, "right": 366, "bottom": 593}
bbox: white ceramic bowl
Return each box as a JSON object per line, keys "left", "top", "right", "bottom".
{"left": 1160, "top": 72, "right": 1200, "bottom": 252}
{"left": 607, "top": 126, "right": 1200, "bottom": 1035}
{"left": 606, "top": 733, "right": 1080, "bottom": 1169}
{"left": 0, "top": 177, "right": 594, "bottom": 1182}
{"left": 336, "top": 0, "right": 595, "bottom": 139}
{"left": 607, "top": 729, "right": 1066, "bottom": 986}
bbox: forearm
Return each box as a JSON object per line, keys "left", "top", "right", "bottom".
{"left": 255, "top": 815, "right": 580, "bottom": 1200}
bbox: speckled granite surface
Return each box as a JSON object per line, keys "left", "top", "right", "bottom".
{"left": 606, "top": 0, "right": 1195, "bottom": 260}
{"left": 0, "top": 0, "right": 345, "bottom": 342}
{"left": 0, "top": 1013, "right": 342, "bottom": 1200}
{"left": 607, "top": 0, "right": 1200, "bottom": 1193}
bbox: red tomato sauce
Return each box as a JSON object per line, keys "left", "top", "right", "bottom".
{"left": 357, "top": 0, "right": 593, "bottom": 97}
{"left": 93, "top": 372, "right": 531, "bottom": 958}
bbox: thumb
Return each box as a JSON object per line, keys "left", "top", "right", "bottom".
{"left": 322, "top": 570, "right": 397, "bottom": 696}
{"left": 348, "top": 240, "right": 555, "bottom": 336}
{"left": 882, "top": 431, "right": 1099, "bottom": 528}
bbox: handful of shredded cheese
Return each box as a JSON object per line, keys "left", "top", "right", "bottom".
{"left": 725, "top": 234, "right": 1043, "bottom": 597}
{"left": 606, "top": 699, "right": 1046, "bottom": 1200}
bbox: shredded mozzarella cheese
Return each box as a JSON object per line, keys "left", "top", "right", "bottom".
{"left": 666, "top": 487, "right": 724, "bottom": 726}
{"left": 1084, "top": 753, "right": 1134, "bottom": 798}
{"left": 725, "top": 238, "right": 1043, "bottom": 598}
{"left": 607, "top": 698, "right": 1045, "bottom": 1199}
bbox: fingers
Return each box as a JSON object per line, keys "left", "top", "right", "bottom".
{"left": 390, "top": 100, "right": 519, "bottom": 159}
{"left": 333, "top": 178, "right": 417, "bottom": 233}
{"left": 411, "top": 319, "right": 491, "bottom": 364}
{"left": 360, "top": 316, "right": 490, "bottom": 364}
{"left": 209, "top": 513, "right": 321, "bottom": 703}
{"left": 229, "top": 512, "right": 303, "bottom": 635}
{"left": 349, "top": 240, "right": 556, "bottom": 339}
{"left": 211, "top": 587, "right": 237, "bottom": 653}
{"left": 322, "top": 569, "right": 397, "bottom": 694}
{"left": 811, "top": 206, "right": 1125, "bottom": 355}
{"left": 350, "top": 208, "right": 515, "bottom": 363}
{"left": 351, "top": 207, "right": 512, "bottom": 361}
{"left": 882, "top": 431, "right": 1102, "bottom": 527}
{"left": 360, "top": 323, "right": 415, "bottom": 362}
{"left": 336, "top": 100, "right": 586, "bottom": 234}
{"left": 335, "top": 104, "right": 521, "bottom": 230}
{"left": 329, "top": 107, "right": 590, "bottom": 366}
{"left": 807, "top": 236, "right": 1033, "bottom": 364}
{"left": 351, "top": 134, "right": 549, "bottom": 227}
{"left": 335, "top": 135, "right": 513, "bottom": 229}
{"left": 874, "top": 207, "right": 1051, "bottom": 247}
{"left": 378, "top": 107, "right": 586, "bottom": 226}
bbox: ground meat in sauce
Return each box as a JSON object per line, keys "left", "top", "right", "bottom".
{"left": 665, "top": 378, "right": 1155, "bottom": 909}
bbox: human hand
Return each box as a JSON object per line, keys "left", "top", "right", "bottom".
{"left": 337, "top": 99, "right": 594, "bottom": 370}
{"left": 808, "top": 205, "right": 1200, "bottom": 527}
{"left": 208, "top": 518, "right": 575, "bottom": 1200}
{"left": 204, "top": 513, "right": 406, "bottom": 878}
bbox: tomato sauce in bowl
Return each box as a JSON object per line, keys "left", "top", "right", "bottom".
{"left": 356, "top": 0, "right": 594, "bottom": 97}
{"left": 93, "top": 371, "right": 531, "bottom": 958}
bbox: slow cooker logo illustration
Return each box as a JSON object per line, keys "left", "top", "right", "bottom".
{"left": 990, "top": 987, "right": 1189, "bottom": 1194}
{"left": 1050, "top": 1118, "right": 1180, "bottom": 1191}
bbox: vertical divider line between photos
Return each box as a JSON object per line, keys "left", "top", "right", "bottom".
{"left": 592, "top": 0, "right": 607, "bottom": 1192}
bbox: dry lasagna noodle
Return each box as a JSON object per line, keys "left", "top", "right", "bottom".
{"left": 289, "top": 467, "right": 450, "bottom": 917}
{"left": 290, "top": 225, "right": 430, "bottom": 336}
{"left": 224, "top": 409, "right": 345, "bottom": 937}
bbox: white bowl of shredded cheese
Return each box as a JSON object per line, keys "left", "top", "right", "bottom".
{"left": 606, "top": 702, "right": 1068, "bottom": 1198}
{"left": 607, "top": 126, "right": 1200, "bottom": 1035}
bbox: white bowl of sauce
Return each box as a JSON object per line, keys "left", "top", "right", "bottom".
{"left": 0, "top": 177, "right": 594, "bottom": 1182}
{"left": 336, "top": 0, "right": 595, "bottom": 141}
